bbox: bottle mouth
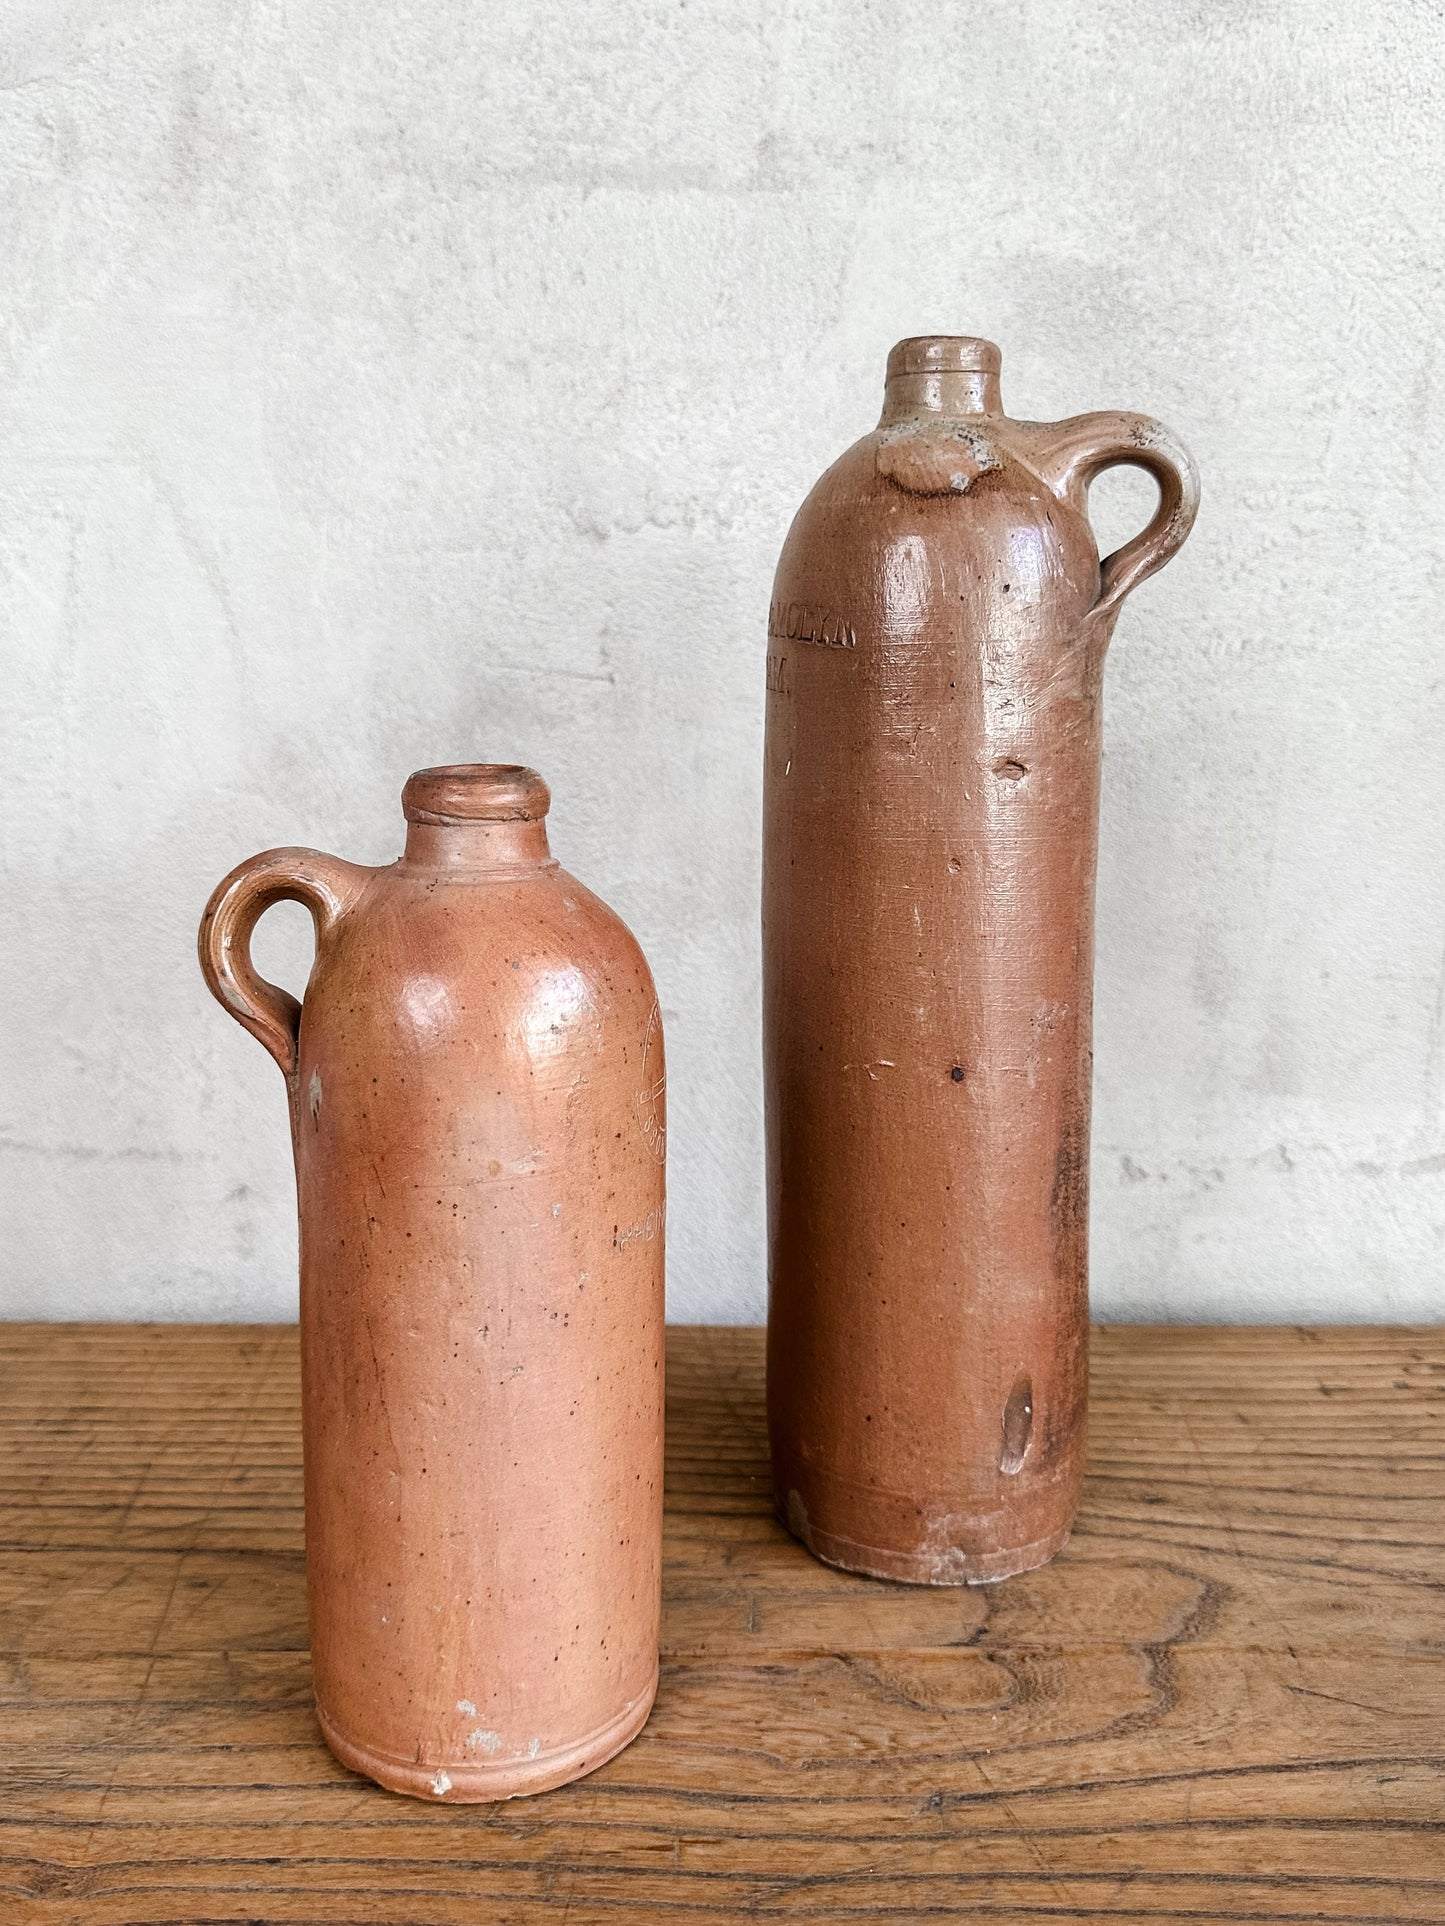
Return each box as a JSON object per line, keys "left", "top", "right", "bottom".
{"left": 887, "top": 336, "right": 1002, "bottom": 378}
{"left": 402, "top": 764, "right": 551, "bottom": 824}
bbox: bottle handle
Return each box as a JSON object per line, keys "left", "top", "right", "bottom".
{"left": 1030, "top": 411, "right": 1200, "bottom": 624}
{"left": 198, "top": 848, "right": 369, "bottom": 1078}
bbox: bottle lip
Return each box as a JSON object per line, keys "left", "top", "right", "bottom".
{"left": 887, "top": 336, "right": 1002, "bottom": 377}
{"left": 402, "top": 764, "right": 551, "bottom": 824}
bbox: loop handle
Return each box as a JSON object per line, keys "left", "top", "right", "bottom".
{"left": 1030, "top": 411, "right": 1200, "bottom": 624}
{"left": 198, "top": 848, "right": 370, "bottom": 1078}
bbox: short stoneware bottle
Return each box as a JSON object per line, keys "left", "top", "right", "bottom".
{"left": 199, "top": 765, "right": 666, "bottom": 1799}
{"left": 763, "top": 337, "right": 1199, "bottom": 1584}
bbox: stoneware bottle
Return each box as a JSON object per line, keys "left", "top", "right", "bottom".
{"left": 199, "top": 765, "right": 666, "bottom": 1799}
{"left": 763, "top": 337, "right": 1199, "bottom": 1585}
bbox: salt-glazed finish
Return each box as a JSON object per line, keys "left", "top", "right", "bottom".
{"left": 763, "top": 338, "right": 1199, "bottom": 1586}
{"left": 199, "top": 765, "right": 666, "bottom": 1799}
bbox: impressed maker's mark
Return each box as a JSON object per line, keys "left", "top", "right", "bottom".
{"left": 636, "top": 1001, "right": 666, "bottom": 1166}
{"left": 768, "top": 600, "right": 856, "bottom": 649}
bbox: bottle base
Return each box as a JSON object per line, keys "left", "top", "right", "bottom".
{"left": 316, "top": 1665, "right": 659, "bottom": 1802}
{"left": 780, "top": 1496, "right": 1070, "bottom": 1586}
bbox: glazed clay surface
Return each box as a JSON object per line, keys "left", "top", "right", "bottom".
{"left": 763, "top": 338, "right": 1199, "bottom": 1585}
{"left": 199, "top": 765, "right": 666, "bottom": 1799}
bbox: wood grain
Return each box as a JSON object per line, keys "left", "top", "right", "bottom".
{"left": 1, "top": 1322, "right": 1442, "bottom": 1924}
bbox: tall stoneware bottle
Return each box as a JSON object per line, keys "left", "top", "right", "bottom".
{"left": 764, "top": 338, "right": 1198, "bottom": 1584}
{"left": 199, "top": 765, "right": 666, "bottom": 1797}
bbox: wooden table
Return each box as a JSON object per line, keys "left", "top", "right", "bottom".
{"left": 2, "top": 1324, "right": 1442, "bottom": 1924}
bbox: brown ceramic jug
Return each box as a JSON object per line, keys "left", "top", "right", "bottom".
{"left": 763, "top": 338, "right": 1199, "bottom": 1585}
{"left": 199, "top": 765, "right": 666, "bottom": 1798}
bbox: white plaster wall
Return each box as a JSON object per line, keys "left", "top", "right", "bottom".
{"left": 2, "top": 0, "right": 1442, "bottom": 1322}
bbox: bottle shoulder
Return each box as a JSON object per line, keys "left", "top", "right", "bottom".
{"left": 791, "top": 418, "right": 1081, "bottom": 526}
{"left": 773, "top": 421, "right": 1102, "bottom": 633}
{"left": 302, "top": 862, "right": 658, "bottom": 1055}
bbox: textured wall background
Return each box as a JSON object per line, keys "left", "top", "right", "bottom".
{"left": 2, "top": 0, "right": 1443, "bottom": 1321}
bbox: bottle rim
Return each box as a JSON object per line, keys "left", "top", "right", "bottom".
{"left": 887, "top": 336, "right": 1002, "bottom": 377}
{"left": 402, "top": 764, "right": 551, "bottom": 824}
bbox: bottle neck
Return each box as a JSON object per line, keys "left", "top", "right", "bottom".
{"left": 879, "top": 336, "right": 1004, "bottom": 424}
{"left": 401, "top": 819, "right": 553, "bottom": 871}
{"left": 879, "top": 368, "right": 1003, "bottom": 424}
{"left": 398, "top": 764, "right": 554, "bottom": 872}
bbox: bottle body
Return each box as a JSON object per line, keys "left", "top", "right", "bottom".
{"left": 763, "top": 339, "right": 1198, "bottom": 1584}
{"left": 201, "top": 767, "right": 665, "bottom": 1797}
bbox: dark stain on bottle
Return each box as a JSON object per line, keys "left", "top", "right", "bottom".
{"left": 1050, "top": 1107, "right": 1089, "bottom": 1306}
{"left": 1000, "top": 1376, "right": 1033, "bottom": 1474}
